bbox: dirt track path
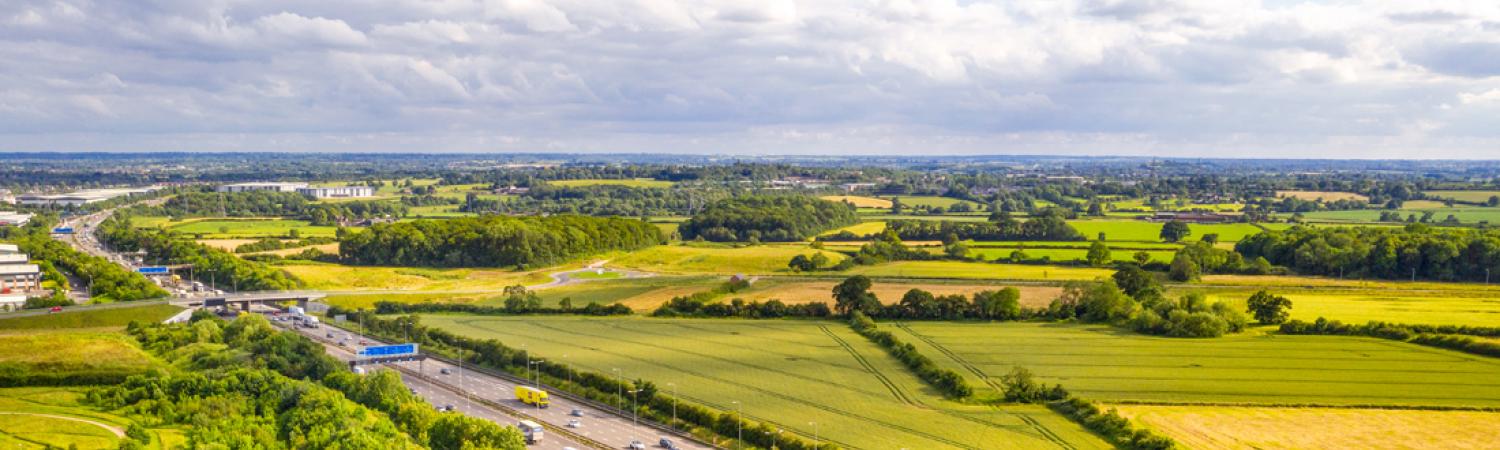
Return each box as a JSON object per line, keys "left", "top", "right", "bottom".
{"left": 0, "top": 412, "right": 126, "bottom": 438}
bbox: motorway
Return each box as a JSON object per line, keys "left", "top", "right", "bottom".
{"left": 282, "top": 319, "right": 713, "bottom": 450}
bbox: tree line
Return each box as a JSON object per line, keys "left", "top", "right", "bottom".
{"left": 338, "top": 215, "right": 662, "bottom": 268}
{"left": 1, "top": 216, "right": 167, "bottom": 302}
{"left": 101, "top": 312, "right": 525, "bottom": 449}
{"left": 881, "top": 208, "right": 1083, "bottom": 241}
{"left": 848, "top": 311, "right": 973, "bottom": 398}
{"left": 1235, "top": 223, "right": 1500, "bottom": 282}
{"left": 679, "top": 196, "right": 860, "bottom": 242}
{"left": 99, "top": 215, "right": 303, "bottom": 291}
{"left": 130, "top": 189, "right": 407, "bottom": 225}
{"left": 1280, "top": 317, "right": 1500, "bottom": 359}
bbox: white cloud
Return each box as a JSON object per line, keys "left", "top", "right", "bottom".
{"left": 3, "top": 0, "right": 1500, "bottom": 157}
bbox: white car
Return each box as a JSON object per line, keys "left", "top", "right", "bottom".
{"left": 567, "top": 419, "right": 581, "bottom": 428}
{"left": 629, "top": 441, "right": 646, "bottom": 450}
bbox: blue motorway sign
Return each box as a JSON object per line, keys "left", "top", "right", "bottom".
{"left": 359, "top": 343, "right": 419, "bottom": 358}
{"left": 137, "top": 266, "right": 169, "bottom": 275}
{"left": 52, "top": 227, "right": 74, "bottom": 234}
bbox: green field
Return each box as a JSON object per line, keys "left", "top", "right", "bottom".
{"left": 1424, "top": 190, "right": 1500, "bottom": 204}
{"left": 968, "top": 247, "right": 1176, "bottom": 264}
{"left": 609, "top": 244, "right": 848, "bottom": 275}
{"left": 549, "top": 178, "right": 675, "bottom": 188}
{"left": 893, "top": 321, "right": 1500, "bottom": 407}
{"left": 0, "top": 329, "right": 159, "bottom": 385}
{"left": 404, "top": 204, "right": 476, "bottom": 218}
{"left": 1068, "top": 220, "right": 1264, "bottom": 243}
{"left": 1297, "top": 207, "right": 1500, "bottom": 224}
{"left": 882, "top": 195, "right": 981, "bottom": 209}
{"left": 136, "top": 217, "right": 339, "bottom": 238}
{"left": 0, "top": 387, "right": 179, "bottom": 449}
{"left": 819, "top": 221, "right": 887, "bottom": 237}
{"left": 847, "top": 261, "right": 1113, "bottom": 281}
{"left": 0, "top": 304, "right": 183, "bottom": 330}
{"left": 279, "top": 262, "right": 557, "bottom": 291}
{"left": 419, "top": 315, "right": 1110, "bottom": 450}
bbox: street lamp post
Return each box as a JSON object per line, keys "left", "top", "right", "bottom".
{"left": 612, "top": 368, "right": 623, "bottom": 410}
{"left": 667, "top": 382, "right": 677, "bottom": 428}
{"left": 731, "top": 400, "right": 742, "bottom": 449}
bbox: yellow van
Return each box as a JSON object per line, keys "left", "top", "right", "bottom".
{"left": 515, "top": 385, "right": 550, "bottom": 408}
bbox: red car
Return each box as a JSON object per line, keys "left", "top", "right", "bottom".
{"left": 49, "top": 306, "right": 63, "bottom": 313}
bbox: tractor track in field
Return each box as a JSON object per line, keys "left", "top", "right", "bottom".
{"left": 818, "top": 325, "right": 923, "bottom": 408}
{"left": 456, "top": 318, "right": 983, "bottom": 450}
{"left": 894, "top": 323, "right": 1077, "bottom": 450}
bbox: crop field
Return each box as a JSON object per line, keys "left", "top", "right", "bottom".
{"left": 968, "top": 247, "right": 1175, "bottom": 264}
{"left": 137, "top": 217, "right": 338, "bottom": 238}
{"left": 1197, "top": 274, "right": 1500, "bottom": 292}
{"left": 820, "top": 195, "right": 892, "bottom": 208}
{"left": 1425, "top": 190, "right": 1500, "bottom": 204}
{"left": 549, "top": 178, "right": 675, "bottom": 188}
{"left": 0, "top": 304, "right": 184, "bottom": 331}
{"left": 0, "top": 387, "right": 180, "bottom": 449}
{"left": 1276, "top": 191, "right": 1370, "bottom": 202}
{"left": 1104, "top": 198, "right": 1244, "bottom": 213}
{"left": 848, "top": 261, "right": 1113, "bottom": 281}
{"left": 727, "top": 279, "right": 1062, "bottom": 308}
{"left": 1296, "top": 206, "right": 1500, "bottom": 224}
{"left": 860, "top": 214, "right": 992, "bottom": 222}
{"left": 278, "top": 262, "right": 558, "bottom": 291}
{"left": 405, "top": 204, "right": 476, "bottom": 218}
{"left": 1113, "top": 405, "right": 1500, "bottom": 450}
{"left": 608, "top": 245, "right": 848, "bottom": 275}
{"left": 882, "top": 195, "right": 982, "bottom": 209}
{"left": 819, "top": 221, "right": 887, "bottom": 236}
{"left": 419, "top": 315, "right": 1110, "bottom": 450}
{"left": 892, "top": 322, "right": 1500, "bottom": 406}
{"left": 1201, "top": 290, "right": 1500, "bottom": 327}
{"left": 1068, "top": 220, "right": 1264, "bottom": 243}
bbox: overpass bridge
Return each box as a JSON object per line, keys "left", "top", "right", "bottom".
{"left": 170, "top": 291, "right": 327, "bottom": 312}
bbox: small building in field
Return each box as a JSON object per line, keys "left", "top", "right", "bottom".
{"left": 1148, "top": 211, "right": 1235, "bottom": 223}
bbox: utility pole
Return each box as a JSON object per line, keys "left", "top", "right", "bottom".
{"left": 732, "top": 400, "right": 742, "bottom": 449}
{"left": 612, "top": 368, "right": 623, "bottom": 411}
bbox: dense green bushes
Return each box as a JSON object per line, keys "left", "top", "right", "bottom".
{"left": 848, "top": 312, "right": 973, "bottom": 398}
{"left": 99, "top": 215, "right": 303, "bottom": 291}
{"left": 234, "top": 236, "right": 336, "bottom": 253}
{"left": 2, "top": 218, "right": 167, "bottom": 301}
{"left": 339, "top": 215, "right": 662, "bottom": 268}
{"left": 679, "top": 196, "right": 859, "bottom": 242}
{"left": 1047, "top": 269, "right": 1248, "bottom": 338}
{"left": 1236, "top": 224, "right": 1500, "bottom": 282}
{"left": 1280, "top": 318, "right": 1500, "bottom": 358}
{"left": 117, "top": 314, "right": 525, "bottom": 449}
{"left": 1049, "top": 397, "right": 1176, "bottom": 450}
{"left": 883, "top": 208, "right": 1082, "bottom": 241}
{"left": 375, "top": 300, "right": 633, "bottom": 316}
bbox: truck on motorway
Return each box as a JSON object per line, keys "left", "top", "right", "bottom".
{"left": 515, "top": 386, "right": 550, "bottom": 408}
{"left": 289, "top": 306, "right": 306, "bottom": 316}
{"left": 302, "top": 316, "right": 320, "bottom": 328}
{"left": 517, "top": 420, "right": 544, "bottom": 444}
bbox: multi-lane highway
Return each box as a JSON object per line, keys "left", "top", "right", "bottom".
{"left": 283, "top": 319, "right": 713, "bottom": 450}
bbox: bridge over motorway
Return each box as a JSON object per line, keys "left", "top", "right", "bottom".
{"left": 169, "top": 291, "right": 327, "bottom": 311}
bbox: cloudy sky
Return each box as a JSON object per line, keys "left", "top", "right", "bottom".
{"left": 3, "top": 0, "right": 1500, "bottom": 158}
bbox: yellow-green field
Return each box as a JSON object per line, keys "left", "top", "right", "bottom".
{"left": 818, "top": 221, "right": 887, "bottom": 236}
{"left": 1114, "top": 405, "right": 1500, "bottom": 450}
{"left": 893, "top": 321, "right": 1500, "bottom": 407}
{"left": 0, "top": 329, "right": 158, "bottom": 382}
{"left": 847, "top": 261, "right": 1113, "bottom": 281}
{"left": 278, "top": 262, "right": 558, "bottom": 291}
{"left": 727, "top": 279, "right": 1062, "bottom": 309}
{"left": 1424, "top": 190, "right": 1500, "bottom": 204}
{"left": 820, "top": 195, "right": 892, "bottom": 208}
{"left": 549, "top": 178, "right": 675, "bottom": 188}
{"left": 0, "top": 304, "right": 184, "bottom": 331}
{"left": 608, "top": 245, "right": 848, "bottom": 275}
{"left": 1068, "top": 220, "right": 1265, "bottom": 243}
{"left": 1276, "top": 191, "right": 1370, "bottom": 202}
{"left": 1201, "top": 290, "right": 1500, "bottom": 327}
{"left": 418, "top": 315, "right": 1110, "bottom": 450}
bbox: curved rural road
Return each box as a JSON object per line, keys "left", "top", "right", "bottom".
{"left": 529, "top": 260, "right": 654, "bottom": 289}
{"left": 0, "top": 412, "right": 126, "bottom": 438}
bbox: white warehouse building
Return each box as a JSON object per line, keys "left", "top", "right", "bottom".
{"left": 297, "top": 186, "right": 375, "bottom": 199}
{"left": 216, "top": 182, "right": 309, "bottom": 193}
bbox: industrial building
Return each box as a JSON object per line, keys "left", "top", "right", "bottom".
{"left": 297, "top": 185, "right": 375, "bottom": 199}
{"left": 16, "top": 187, "right": 160, "bottom": 207}
{"left": 0, "top": 212, "right": 31, "bottom": 226}
{"left": 216, "top": 182, "right": 374, "bottom": 199}
{"left": 0, "top": 251, "right": 40, "bottom": 293}
{"left": 216, "top": 182, "right": 310, "bottom": 193}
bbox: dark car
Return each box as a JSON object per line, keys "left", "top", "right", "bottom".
{"left": 440, "top": 368, "right": 452, "bottom": 375}
{"left": 659, "top": 438, "right": 675, "bottom": 449}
